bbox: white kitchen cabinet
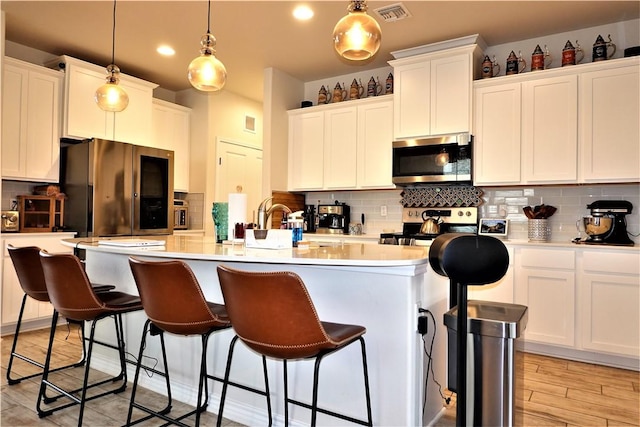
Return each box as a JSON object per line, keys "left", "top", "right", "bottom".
{"left": 324, "top": 106, "right": 358, "bottom": 189}
{"left": 579, "top": 59, "right": 640, "bottom": 182}
{"left": 515, "top": 247, "right": 575, "bottom": 347}
{"left": 152, "top": 99, "right": 191, "bottom": 192}
{"left": 468, "top": 246, "right": 514, "bottom": 303}
{"left": 50, "top": 56, "right": 157, "bottom": 146}
{"left": 288, "top": 110, "right": 325, "bottom": 190}
{"left": 521, "top": 75, "right": 578, "bottom": 183}
{"left": 577, "top": 250, "right": 639, "bottom": 358}
{"left": 2, "top": 57, "right": 62, "bottom": 182}
{"left": 473, "top": 57, "right": 639, "bottom": 186}
{"left": 389, "top": 46, "right": 477, "bottom": 139}
{"left": 1, "top": 233, "right": 76, "bottom": 334}
{"left": 473, "top": 82, "right": 522, "bottom": 185}
{"left": 288, "top": 97, "right": 394, "bottom": 191}
{"left": 474, "top": 74, "right": 578, "bottom": 185}
{"left": 357, "top": 99, "right": 394, "bottom": 188}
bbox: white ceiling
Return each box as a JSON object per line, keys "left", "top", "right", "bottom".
{"left": 2, "top": 1, "right": 639, "bottom": 102}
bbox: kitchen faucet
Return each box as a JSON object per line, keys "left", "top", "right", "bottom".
{"left": 256, "top": 197, "right": 291, "bottom": 230}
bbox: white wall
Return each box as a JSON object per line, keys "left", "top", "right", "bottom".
{"left": 262, "top": 67, "right": 304, "bottom": 194}
{"left": 177, "top": 89, "right": 263, "bottom": 235}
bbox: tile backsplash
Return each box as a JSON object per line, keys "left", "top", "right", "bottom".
{"left": 4, "top": 181, "right": 638, "bottom": 244}
{"left": 304, "top": 183, "right": 640, "bottom": 244}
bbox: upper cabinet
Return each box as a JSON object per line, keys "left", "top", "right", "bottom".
{"left": 2, "top": 57, "right": 62, "bottom": 182}
{"left": 473, "top": 82, "right": 522, "bottom": 184}
{"left": 389, "top": 44, "right": 480, "bottom": 140}
{"left": 48, "top": 56, "right": 157, "bottom": 146}
{"left": 288, "top": 96, "right": 394, "bottom": 191}
{"left": 474, "top": 57, "right": 640, "bottom": 186}
{"left": 152, "top": 99, "right": 191, "bottom": 192}
{"left": 580, "top": 63, "right": 640, "bottom": 182}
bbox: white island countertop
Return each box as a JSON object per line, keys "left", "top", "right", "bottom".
{"left": 63, "top": 235, "right": 430, "bottom": 267}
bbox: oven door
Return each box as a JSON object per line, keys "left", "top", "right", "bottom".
{"left": 392, "top": 133, "right": 472, "bottom": 185}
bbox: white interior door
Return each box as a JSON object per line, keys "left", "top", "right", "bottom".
{"left": 215, "top": 139, "right": 263, "bottom": 225}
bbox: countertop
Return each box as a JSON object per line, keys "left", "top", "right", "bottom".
{"left": 62, "top": 235, "right": 431, "bottom": 267}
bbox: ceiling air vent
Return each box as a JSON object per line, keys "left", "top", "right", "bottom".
{"left": 373, "top": 3, "right": 412, "bottom": 23}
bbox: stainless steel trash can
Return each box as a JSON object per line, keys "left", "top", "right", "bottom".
{"left": 444, "top": 300, "right": 528, "bottom": 427}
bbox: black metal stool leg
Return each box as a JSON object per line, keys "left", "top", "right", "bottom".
{"left": 77, "top": 318, "right": 100, "bottom": 426}
{"left": 36, "top": 310, "right": 59, "bottom": 418}
{"left": 359, "top": 337, "right": 373, "bottom": 427}
{"left": 126, "top": 320, "right": 173, "bottom": 426}
{"left": 262, "top": 355, "right": 272, "bottom": 427}
{"left": 284, "top": 359, "right": 290, "bottom": 427}
{"left": 37, "top": 314, "right": 131, "bottom": 423}
{"left": 194, "top": 334, "right": 211, "bottom": 426}
{"left": 216, "top": 335, "right": 238, "bottom": 427}
{"left": 311, "top": 356, "right": 322, "bottom": 427}
{"left": 7, "top": 298, "right": 86, "bottom": 386}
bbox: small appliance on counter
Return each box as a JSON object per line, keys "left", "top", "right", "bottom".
{"left": 317, "top": 202, "right": 350, "bottom": 234}
{"left": 380, "top": 207, "right": 478, "bottom": 246}
{"left": 303, "top": 204, "right": 316, "bottom": 232}
{"left": 574, "top": 200, "right": 634, "bottom": 246}
{"left": 173, "top": 200, "right": 189, "bottom": 230}
{"left": 1, "top": 210, "right": 19, "bottom": 232}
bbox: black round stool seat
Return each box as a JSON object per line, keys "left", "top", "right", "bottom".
{"left": 429, "top": 233, "right": 509, "bottom": 285}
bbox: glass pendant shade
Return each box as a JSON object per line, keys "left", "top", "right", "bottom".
{"left": 333, "top": 1, "right": 381, "bottom": 61}
{"left": 95, "top": 0, "right": 128, "bottom": 112}
{"left": 95, "top": 64, "right": 129, "bottom": 112}
{"left": 188, "top": 33, "right": 227, "bottom": 91}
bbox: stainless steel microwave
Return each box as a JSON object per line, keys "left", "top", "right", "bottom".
{"left": 392, "top": 133, "right": 472, "bottom": 185}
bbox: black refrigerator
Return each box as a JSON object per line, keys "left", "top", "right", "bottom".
{"left": 60, "top": 138, "right": 174, "bottom": 237}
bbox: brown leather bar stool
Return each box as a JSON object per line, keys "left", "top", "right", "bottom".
{"left": 38, "top": 250, "right": 142, "bottom": 426}
{"left": 5, "top": 245, "right": 114, "bottom": 385}
{"left": 127, "top": 257, "right": 238, "bottom": 427}
{"left": 216, "top": 265, "right": 373, "bottom": 427}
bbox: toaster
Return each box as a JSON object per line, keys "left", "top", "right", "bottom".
{"left": 1, "top": 210, "right": 19, "bottom": 232}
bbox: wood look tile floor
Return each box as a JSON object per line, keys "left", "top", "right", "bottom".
{"left": 2, "top": 324, "right": 639, "bottom": 426}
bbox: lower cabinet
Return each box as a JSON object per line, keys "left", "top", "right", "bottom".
{"left": 508, "top": 244, "right": 639, "bottom": 367}
{"left": 514, "top": 247, "right": 576, "bottom": 347}
{"left": 1, "top": 234, "right": 75, "bottom": 334}
{"left": 578, "top": 250, "right": 640, "bottom": 358}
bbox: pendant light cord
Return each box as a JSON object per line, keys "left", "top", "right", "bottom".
{"left": 207, "top": 0, "right": 211, "bottom": 33}
{"left": 110, "top": 0, "right": 117, "bottom": 64}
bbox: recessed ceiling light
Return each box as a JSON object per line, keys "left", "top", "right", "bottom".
{"left": 293, "top": 5, "right": 314, "bottom": 20}
{"left": 157, "top": 45, "right": 175, "bottom": 56}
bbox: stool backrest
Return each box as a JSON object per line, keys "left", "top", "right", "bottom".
{"left": 429, "top": 233, "right": 509, "bottom": 285}
{"left": 129, "top": 257, "right": 229, "bottom": 335}
{"left": 216, "top": 265, "right": 331, "bottom": 359}
{"left": 39, "top": 251, "right": 107, "bottom": 321}
{"left": 7, "top": 245, "right": 49, "bottom": 302}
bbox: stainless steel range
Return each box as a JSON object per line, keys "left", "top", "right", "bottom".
{"left": 380, "top": 207, "right": 478, "bottom": 246}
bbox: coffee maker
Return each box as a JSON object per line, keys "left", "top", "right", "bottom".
{"left": 317, "top": 202, "right": 350, "bottom": 234}
{"left": 303, "top": 204, "right": 316, "bottom": 232}
{"left": 579, "top": 200, "right": 634, "bottom": 246}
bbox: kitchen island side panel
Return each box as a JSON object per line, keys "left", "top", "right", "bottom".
{"left": 82, "top": 249, "right": 446, "bottom": 427}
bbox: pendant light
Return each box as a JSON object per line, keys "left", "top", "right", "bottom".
{"left": 333, "top": 0, "right": 381, "bottom": 61}
{"left": 95, "top": 0, "right": 129, "bottom": 112}
{"left": 188, "top": 0, "right": 227, "bottom": 91}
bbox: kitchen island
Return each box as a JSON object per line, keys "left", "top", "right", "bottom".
{"left": 62, "top": 235, "right": 450, "bottom": 427}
